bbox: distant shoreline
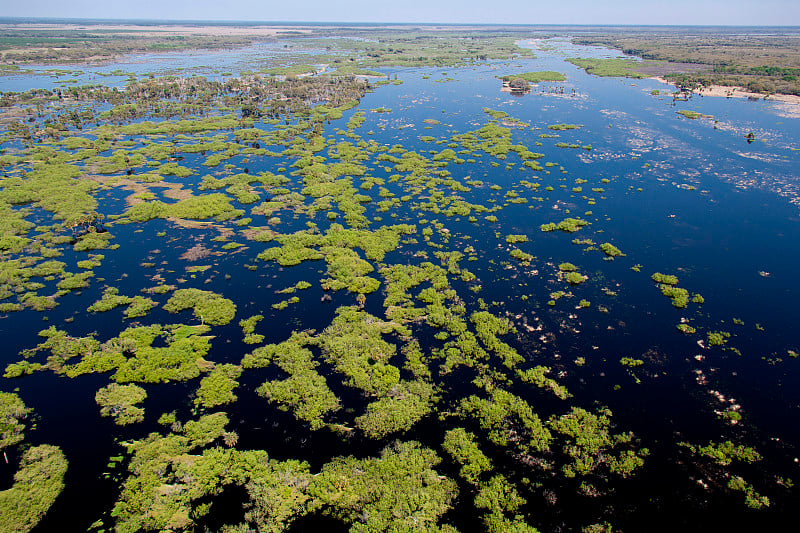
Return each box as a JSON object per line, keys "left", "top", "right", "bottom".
{"left": 652, "top": 76, "right": 800, "bottom": 108}
{"left": 0, "top": 22, "right": 313, "bottom": 37}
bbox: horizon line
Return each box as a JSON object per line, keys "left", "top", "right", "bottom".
{"left": 1, "top": 16, "right": 799, "bottom": 29}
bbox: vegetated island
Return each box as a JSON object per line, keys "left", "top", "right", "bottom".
{"left": 572, "top": 29, "right": 800, "bottom": 97}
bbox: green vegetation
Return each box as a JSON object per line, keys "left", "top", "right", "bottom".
{"left": 195, "top": 364, "right": 242, "bottom": 409}
{"left": 356, "top": 380, "right": 435, "bottom": 438}
{"left": 0, "top": 26, "right": 783, "bottom": 532}
{"left": 677, "top": 110, "right": 712, "bottom": 120}
{"left": 0, "top": 445, "right": 68, "bottom": 533}
{"left": 499, "top": 71, "right": 566, "bottom": 83}
{"left": 163, "top": 289, "right": 237, "bottom": 326}
{"left": 95, "top": 383, "right": 147, "bottom": 425}
{"left": 599, "top": 243, "right": 624, "bottom": 257}
{"left": 442, "top": 427, "right": 492, "bottom": 484}
{"left": 0, "top": 392, "right": 31, "bottom": 450}
{"left": 566, "top": 57, "right": 651, "bottom": 78}
{"left": 573, "top": 32, "right": 800, "bottom": 96}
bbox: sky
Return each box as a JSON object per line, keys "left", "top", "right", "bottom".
{"left": 2, "top": 0, "right": 799, "bottom": 26}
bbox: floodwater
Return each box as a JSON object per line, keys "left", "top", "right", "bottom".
{"left": 2, "top": 36, "right": 799, "bottom": 531}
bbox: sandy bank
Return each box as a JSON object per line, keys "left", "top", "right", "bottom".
{"left": 652, "top": 76, "right": 800, "bottom": 106}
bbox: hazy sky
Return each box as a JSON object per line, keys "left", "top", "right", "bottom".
{"left": 3, "top": 0, "right": 799, "bottom": 26}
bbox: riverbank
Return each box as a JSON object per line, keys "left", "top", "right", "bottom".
{"left": 652, "top": 76, "right": 800, "bottom": 106}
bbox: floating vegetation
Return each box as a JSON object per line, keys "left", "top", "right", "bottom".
{"left": 0, "top": 25, "right": 795, "bottom": 533}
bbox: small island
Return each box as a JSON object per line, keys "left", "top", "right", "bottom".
{"left": 499, "top": 71, "right": 567, "bottom": 94}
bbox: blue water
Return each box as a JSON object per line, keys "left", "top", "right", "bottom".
{"left": 1, "top": 36, "right": 799, "bottom": 531}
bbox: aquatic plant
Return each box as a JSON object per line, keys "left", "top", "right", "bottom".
{"left": 0, "top": 445, "right": 68, "bottom": 533}
{"left": 95, "top": 383, "right": 147, "bottom": 425}
{"left": 163, "top": 289, "right": 237, "bottom": 326}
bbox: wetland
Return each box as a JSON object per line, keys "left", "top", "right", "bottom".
{"left": 1, "top": 22, "right": 800, "bottom": 533}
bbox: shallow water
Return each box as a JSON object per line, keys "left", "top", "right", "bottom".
{"left": 2, "top": 36, "right": 799, "bottom": 531}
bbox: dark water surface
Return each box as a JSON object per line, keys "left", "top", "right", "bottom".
{"left": 2, "top": 37, "right": 799, "bottom": 531}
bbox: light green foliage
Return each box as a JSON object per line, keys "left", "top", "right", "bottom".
{"left": 651, "top": 272, "right": 679, "bottom": 285}
{"left": 566, "top": 57, "right": 649, "bottom": 78}
{"left": 475, "top": 474, "right": 525, "bottom": 513}
{"left": 564, "top": 271, "right": 586, "bottom": 285}
{"left": 727, "top": 476, "right": 770, "bottom": 509}
{"left": 248, "top": 334, "right": 340, "bottom": 430}
{"left": 676, "top": 110, "right": 712, "bottom": 120}
{"left": 124, "top": 296, "right": 157, "bottom": 318}
{"left": 517, "top": 366, "right": 570, "bottom": 400}
{"left": 695, "top": 441, "right": 762, "bottom": 466}
{"left": 0, "top": 392, "right": 32, "bottom": 450}
{"left": 442, "top": 428, "right": 492, "bottom": 484}
{"left": 164, "top": 289, "right": 237, "bottom": 325}
{"left": 240, "top": 314, "right": 264, "bottom": 344}
{"left": 95, "top": 383, "right": 147, "bottom": 425}
{"left": 195, "top": 364, "right": 242, "bottom": 409}
{"left": 505, "top": 234, "right": 529, "bottom": 244}
{"left": 0, "top": 445, "right": 68, "bottom": 533}
{"left": 475, "top": 475, "right": 537, "bottom": 532}
{"left": 500, "top": 71, "right": 566, "bottom": 83}
{"left": 22, "top": 323, "right": 214, "bottom": 383}
{"left": 355, "top": 380, "right": 435, "bottom": 439}
{"left": 0, "top": 162, "right": 98, "bottom": 222}
{"left": 3, "top": 361, "right": 42, "bottom": 379}
{"left": 707, "top": 331, "right": 730, "bottom": 346}
{"left": 402, "top": 340, "right": 432, "bottom": 380}
{"left": 126, "top": 193, "right": 243, "bottom": 222}
{"left": 183, "top": 412, "right": 229, "bottom": 447}
{"left": 651, "top": 273, "right": 690, "bottom": 307}
{"left": 542, "top": 218, "right": 589, "bottom": 233}
{"left": 471, "top": 311, "right": 522, "bottom": 368}
{"left": 548, "top": 407, "right": 646, "bottom": 478}
{"left": 509, "top": 248, "right": 533, "bottom": 264}
{"left": 113, "top": 434, "right": 313, "bottom": 533}
{"left": 88, "top": 287, "right": 131, "bottom": 313}
{"left": 460, "top": 388, "right": 551, "bottom": 454}
{"left": 548, "top": 123, "right": 581, "bottom": 130}
{"left": 309, "top": 441, "right": 457, "bottom": 533}
{"left": 315, "top": 306, "right": 407, "bottom": 395}
{"left": 599, "top": 243, "right": 624, "bottom": 257}
{"left": 56, "top": 270, "right": 94, "bottom": 291}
